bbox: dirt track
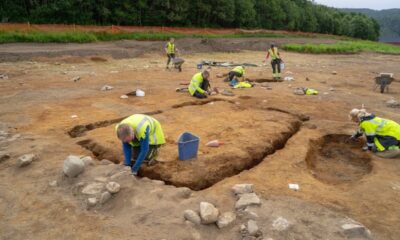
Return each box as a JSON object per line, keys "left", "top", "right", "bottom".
{"left": 1, "top": 39, "right": 400, "bottom": 240}
{"left": 0, "top": 37, "right": 337, "bottom": 62}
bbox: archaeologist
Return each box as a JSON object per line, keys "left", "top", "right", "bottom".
{"left": 349, "top": 108, "right": 400, "bottom": 158}
{"left": 189, "top": 70, "right": 211, "bottom": 99}
{"left": 265, "top": 43, "right": 283, "bottom": 80}
{"left": 165, "top": 38, "right": 178, "bottom": 69}
{"left": 226, "top": 66, "right": 245, "bottom": 86}
{"left": 115, "top": 114, "right": 166, "bottom": 175}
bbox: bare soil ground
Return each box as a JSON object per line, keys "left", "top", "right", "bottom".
{"left": 0, "top": 39, "right": 400, "bottom": 240}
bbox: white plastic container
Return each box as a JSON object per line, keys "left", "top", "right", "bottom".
{"left": 280, "top": 62, "right": 285, "bottom": 71}
{"left": 136, "top": 89, "right": 145, "bottom": 97}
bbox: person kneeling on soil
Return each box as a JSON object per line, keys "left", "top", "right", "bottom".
{"left": 225, "top": 66, "right": 245, "bottom": 87}
{"left": 115, "top": 114, "right": 166, "bottom": 175}
{"left": 189, "top": 70, "right": 212, "bottom": 99}
{"left": 349, "top": 108, "right": 400, "bottom": 158}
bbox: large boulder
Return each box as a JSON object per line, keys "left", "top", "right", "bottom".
{"left": 63, "top": 155, "right": 85, "bottom": 177}
{"left": 199, "top": 202, "right": 219, "bottom": 224}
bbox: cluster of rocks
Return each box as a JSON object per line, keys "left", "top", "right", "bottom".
{"left": 62, "top": 155, "right": 122, "bottom": 209}
{"left": 83, "top": 180, "right": 121, "bottom": 208}
{"left": 184, "top": 202, "right": 237, "bottom": 229}
{"left": 183, "top": 184, "right": 266, "bottom": 238}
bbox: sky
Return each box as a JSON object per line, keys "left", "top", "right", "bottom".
{"left": 314, "top": 0, "right": 400, "bottom": 10}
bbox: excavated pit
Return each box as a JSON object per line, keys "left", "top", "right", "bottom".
{"left": 71, "top": 101, "right": 306, "bottom": 190}
{"left": 306, "top": 134, "right": 372, "bottom": 185}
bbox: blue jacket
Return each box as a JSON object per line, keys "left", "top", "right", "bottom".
{"left": 122, "top": 126, "right": 150, "bottom": 173}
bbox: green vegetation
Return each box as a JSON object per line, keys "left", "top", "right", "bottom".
{"left": 0, "top": 30, "right": 318, "bottom": 44}
{"left": 282, "top": 41, "right": 400, "bottom": 54}
{"left": 341, "top": 8, "right": 400, "bottom": 42}
{"left": 0, "top": 0, "right": 379, "bottom": 40}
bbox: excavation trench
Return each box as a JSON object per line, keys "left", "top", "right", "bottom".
{"left": 70, "top": 101, "right": 309, "bottom": 190}
{"left": 306, "top": 134, "right": 372, "bottom": 185}
{"left": 75, "top": 119, "right": 304, "bottom": 190}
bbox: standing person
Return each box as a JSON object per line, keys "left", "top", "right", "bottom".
{"left": 165, "top": 38, "right": 178, "bottom": 69}
{"left": 265, "top": 43, "right": 283, "bottom": 80}
{"left": 225, "top": 66, "right": 245, "bottom": 86}
{"left": 349, "top": 108, "right": 400, "bottom": 158}
{"left": 115, "top": 114, "right": 166, "bottom": 175}
{"left": 189, "top": 70, "right": 211, "bottom": 99}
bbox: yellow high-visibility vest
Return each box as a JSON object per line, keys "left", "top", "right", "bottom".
{"left": 116, "top": 114, "right": 166, "bottom": 147}
{"left": 360, "top": 116, "right": 400, "bottom": 151}
{"left": 189, "top": 72, "right": 205, "bottom": 96}
{"left": 268, "top": 47, "right": 280, "bottom": 60}
{"left": 232, "top": 66, "right": 245, "bottom": 76}
{"left": 166, "top": 42, "right": 175, "bottom": 54}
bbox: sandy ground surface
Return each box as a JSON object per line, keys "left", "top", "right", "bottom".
{"left": 0, "top": 39, "right": 400, "bottom": 240}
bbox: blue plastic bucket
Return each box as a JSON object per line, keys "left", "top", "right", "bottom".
{"left": 178, "top": 132, "right": 200, "bottom": 160}
{"left": 197, "top": 63, "right": 203, "bottom": 69}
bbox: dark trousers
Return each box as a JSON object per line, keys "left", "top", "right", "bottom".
{"left": 166, "top": 53, "right": 175, "bottom": 66}
{"left": 271, "top": 59, "right": 281, "bottom": 74}
{"left": 131, "top": 145, "right": 160, "bottom": 163}
{"left": 227, "top": 71, "right": 242, "bottom": 81}
{"left": 193, "top": 79, "right": 210, "bottom": 99}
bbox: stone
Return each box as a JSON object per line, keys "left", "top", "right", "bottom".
{"left": 232, "top": 184, "right": 254, "bottom": 195}
{"left": 82, "top": 183, "right": 105, "bottom": 195}
{"left": 0, "top": 74, "right": 9, "bottom": 80}
{"left": 341, "top": 223, "right": 372, "bottom": 239}
{"left": 244, "top": 208, "right": 259, "bottom": 219}
{"left": 72, "top": 76, "right": 81, "bottom": 82}
{"left": 87, "top": 197, "right": 98, "bottom": 207}
{"left": 106, "top": 182, "right": 121, "bottom": 194}
{"left": 221, "top": 89, "right": 235, "bottom": 96}
{"left": 199, "top": 202, "right": 219, "bottom": 224}
{"left": 120, "top": 95, "right": 129, "bottom": 99}
{"left": 49, "top": 180, "right": 58, "bottom": 187}
{"left": 101, "top": 85, "right": 114, "bottom": 91}
{"left": 272, "top": 217, "right": 290, "bottom": 231}
{"left": 100, "top": 191, "right": 112, "bottom": 204}
{"left": 332, "top": 71, "right": 337, "bottom": 75}
{"left": 184, "top": 210, "right": 201, "bottom": 225}
{"left": 329, "top": 87, "right": 335, "bottom": 91}
{"left": 240, "top": 224, "right": 247, "bottom": 232}
{"left": 152, "top": 180, "right": 165, "bottom": 185}
{"left": 99, "top": 159, "right": 113, "bottom": 165}
{"left": 247, "top": 220, "right": 260, "bottom": 236}
{"left": 63, "top": 155, "right": 85, "bottom": 177}
{"left": 81, "top": 156, "right": 95, "bottom": 166}
{"left": 95, "top": 177, "right": 108, "bottom": 183}
{"left": 386, "top": 99, "right": 400, "bottom": 108}
{"left": 17, "top": 154, "right": 37, "bottom": 167}
{"left": 176, "top": 187, "right": 192, "bottom": 199}
{"left": 217, "top": 212, "right": 236, "bottom": 229}
{"left": 293, "top": 88, "right": 305, "bottom": 95}
{"left": 235, "top": 193, "right": 261, "bottom": 209}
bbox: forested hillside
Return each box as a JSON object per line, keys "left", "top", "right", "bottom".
{"left": 342, "top": 8, "right": 400, "bottom": 42}
{"left": 0, "top": 0, "right": 380, "bottom": 40}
